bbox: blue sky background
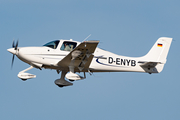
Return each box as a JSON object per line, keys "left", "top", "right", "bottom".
{"left": 1, "top": 0, "right": 180, "bottom": 120}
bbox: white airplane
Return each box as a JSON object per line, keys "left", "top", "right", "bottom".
{"left": 7, "top": 37, "right": 172, "bottom": 87}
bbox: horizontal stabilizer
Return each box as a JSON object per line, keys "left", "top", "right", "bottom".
{"left": 138, "top": 61, "right": 164, "bottom": 74}
{"left": 138, "top": 61, "right": 160, "bottom": 68}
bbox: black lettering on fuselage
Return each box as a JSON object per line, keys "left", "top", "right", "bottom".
{"left": 109, "top": 57, "right": 113, "bottom": 64}
{"left": 108, "top": 57, "right": 136, "bottom": 67}
{"left": 121, "top": 59, "right": 126, "bottom": 65}
{"left": 131, "top": 60, "right": 136, "bottom": 66}
{"left": 116, "top": 58, "right": 120, "bottom": 65}
{"left": 126, "top": 59, "right": 131, "bottom": 66}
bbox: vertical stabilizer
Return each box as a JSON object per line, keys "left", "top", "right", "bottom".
{"left": 142, "top": 37, "right": 172, "bottom": 63}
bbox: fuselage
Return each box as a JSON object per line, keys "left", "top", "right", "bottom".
{"left": 10, "top": 39, "right": 151, "bottom": 73}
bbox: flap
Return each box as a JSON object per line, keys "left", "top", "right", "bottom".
{"left": 57, "top": 41, "right": 99, "bottom": 71}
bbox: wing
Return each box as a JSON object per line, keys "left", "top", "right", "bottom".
{"left": 57, "top": 41, "right": 99, "bottom": 72}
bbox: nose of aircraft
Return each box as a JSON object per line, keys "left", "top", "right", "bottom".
{"left": 7, "top": 48, "right": 16, "bottom": 55}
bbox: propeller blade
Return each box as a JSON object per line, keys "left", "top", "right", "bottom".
{"left": 12, "top": 40, "right": 15, "bottom": 48}
{"left": 15, "top": 40, "right": 18, "bottom": 50}
{"left": 11, "top": 54, "right": 15, "bottom": 68}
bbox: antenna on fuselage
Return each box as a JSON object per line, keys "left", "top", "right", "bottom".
{"left": 82, "top": 34, "right": 91, "bottom": 42}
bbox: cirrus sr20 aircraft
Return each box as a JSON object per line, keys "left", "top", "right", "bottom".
{"left": 7, "top": 37, "right": 172, "bottom": 87}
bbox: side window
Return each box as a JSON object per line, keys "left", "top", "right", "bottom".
{"left": 60, "top": 42, "right": 77, "bottom": 51}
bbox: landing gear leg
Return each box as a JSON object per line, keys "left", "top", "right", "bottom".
{"left": 54, "top": 70, "right": 73, "bottom": 88}
{"left": 18, "top": 66, "right": 36, "bottom": 81}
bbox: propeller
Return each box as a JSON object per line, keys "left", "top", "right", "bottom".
{"left": 11, "top": 39, "right": 19, "bottom": 68}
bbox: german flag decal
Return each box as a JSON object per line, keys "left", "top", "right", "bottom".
{"left": 157, "top": 43, "right": 163, "bottom": 47}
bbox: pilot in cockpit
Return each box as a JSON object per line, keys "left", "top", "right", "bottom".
{"left": 64, "top": 43, "right": 71, "bottom": 51}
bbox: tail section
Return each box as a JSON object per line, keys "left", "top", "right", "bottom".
{"left": 140, "top": 37, "right": 172, "bottom": 73}
{"left": 142, "top": 37, "right": 172, "bottom": 63}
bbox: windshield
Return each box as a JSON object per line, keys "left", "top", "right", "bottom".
{"left": 43, "top": 40, "right": 60, "bottom": 49}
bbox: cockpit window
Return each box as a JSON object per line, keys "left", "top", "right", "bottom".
{"left": 43, "top": 40, "right": 59, "bottom": 49}
{"left": 60, "top": 41, "right": 77, "bottom": 51}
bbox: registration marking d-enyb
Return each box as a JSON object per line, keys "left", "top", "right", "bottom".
{"left": 108, "top": 57, "right": 136, "bottom": 67}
